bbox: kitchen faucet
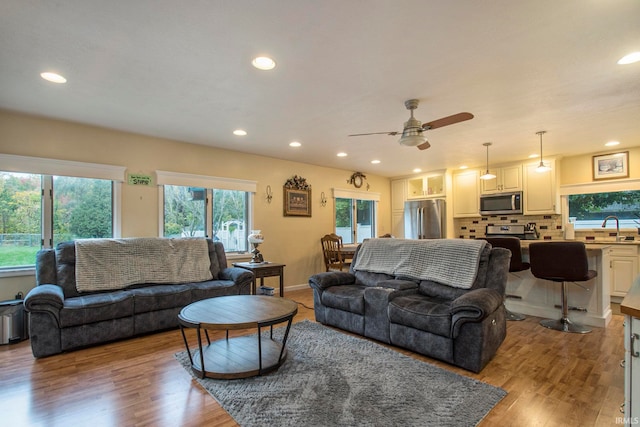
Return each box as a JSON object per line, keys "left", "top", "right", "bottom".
{"left": 601, "top": 215, "right": 623, "bottom": 241}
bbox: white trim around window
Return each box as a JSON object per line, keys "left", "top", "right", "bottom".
{"left": 156, "top": 170, "right": 257, "bottom": 193}
{"left": 0, "top": 153, "right": 126, "bottom": 181}
{"left": 332, "top": 188, "right": 381, "bottom": 201}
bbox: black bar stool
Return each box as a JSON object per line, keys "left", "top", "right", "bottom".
{"left": 484, "top": 237, "right": 528, "bottom": 321}
{"left": 528, "top": 241, "right": 596, "bottom": 334}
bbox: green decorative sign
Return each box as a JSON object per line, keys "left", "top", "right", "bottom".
{"left": 127, "top": 173, "right": 153, "bottom": 186}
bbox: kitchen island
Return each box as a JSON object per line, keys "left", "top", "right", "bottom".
{"left": 505, "top": 240, "right": 613, "bottom": 328}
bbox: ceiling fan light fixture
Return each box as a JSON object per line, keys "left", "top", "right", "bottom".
{"left": 479, "top": 142, "right": 496, "bottom": 180}
{"left": 536, "top": 131, "right": 551, "bottom": 173}
{"left": 398, "top": 116, "right": 426, "bottom": 146}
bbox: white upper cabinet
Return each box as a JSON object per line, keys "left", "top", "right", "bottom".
{"left": 452, "top": 169, "right": 480, "bottom": 217}
{"left": 407, "top": 173, "right": 445, "bottom": 199}
{"left": 480, "top": 164, "right": 522, "bottom": 194}
{"left": 523, "top": 159, "right": 559, "bottom": 214}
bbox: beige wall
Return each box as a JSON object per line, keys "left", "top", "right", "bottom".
{"left": 560, "top": 146, "right": 640, "bottom": 185}
{"left": 0, "top": 110, "right": 391, "bottom": 300}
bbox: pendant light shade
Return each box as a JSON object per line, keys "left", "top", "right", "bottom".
{"left": 480, "top": 142, "right": 496, "bottom": 180}
{"left": 536, "top": 131, "right": 551, "bottom": 172}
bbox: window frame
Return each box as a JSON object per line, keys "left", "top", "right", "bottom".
{"left": 156, "top": 171, "right": 257, "bottom": 254}
{"left": 0, "top": 154, "right": 124, "bottom": 276}
{"left": 560, "top": 178, "right": 640, "bottom": 230}
{"left": 333, "top": 188, "right": 380, "bottom": 244}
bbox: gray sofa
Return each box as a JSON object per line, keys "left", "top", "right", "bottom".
{"left": 24, "top": 237, "right": 253, "bottom": 358}
{"left": 309, "top": 238, "right": 510, "bottom": 373}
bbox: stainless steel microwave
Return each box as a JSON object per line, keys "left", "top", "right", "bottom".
{"left": 479, "top": 191, "right": 523, "bottom": 215}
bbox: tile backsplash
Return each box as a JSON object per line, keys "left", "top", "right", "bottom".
{"left": 455, "top": 214, "right": 563, "bottom": 240}
{"left": 454, "top": 214, "right": 638, "bottom": 241}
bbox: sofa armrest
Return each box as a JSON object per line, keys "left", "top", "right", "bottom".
{"left": 309, "top": 271, "right": 355, "bottom": 292}
{"left": 219, "top": 267, "right": 254, "bottom": 294}
{"left": 219, "top": 266, "right": 253, "bottom": 283}
{"left": 24, "top": 284, "right": 65, "bottom": 311}
{"left": 450, "top": 288, "right": 503, "bottom": 337}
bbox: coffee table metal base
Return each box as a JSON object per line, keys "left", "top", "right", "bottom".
{"left": 190, "top": 334, "right": 288, "bottom": 379}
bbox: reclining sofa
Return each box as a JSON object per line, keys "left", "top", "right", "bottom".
{"left": 24, "top": 237, "right": 253, "bottom": 357}
{"left": 309, "top": 238, "right": 510, "bottom": 372}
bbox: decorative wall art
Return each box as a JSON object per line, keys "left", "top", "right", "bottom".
{"left": 283, "top": 175, "right": 312, "bottom": 217}
{"left": 592, "top": 151, "right": 629, "bottom": 180}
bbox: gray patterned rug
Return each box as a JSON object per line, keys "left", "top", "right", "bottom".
{"left": 175, "top": 320, "right": 506, "bottom": 427}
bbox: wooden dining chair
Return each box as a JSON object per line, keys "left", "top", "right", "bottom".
{"left": 321, "top": 234, "right": 349, "bottom": 272}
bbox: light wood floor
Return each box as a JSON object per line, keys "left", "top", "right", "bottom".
{"left": 0, "top": 288, "right": 625, "bottom": 427}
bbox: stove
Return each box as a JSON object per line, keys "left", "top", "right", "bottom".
{"left": 485, "top": 224, "right": 539, "bottom": 240}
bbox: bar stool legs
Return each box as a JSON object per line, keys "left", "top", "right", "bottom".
{"left": 539, "top": 281, "right": 591, "bottom": 334}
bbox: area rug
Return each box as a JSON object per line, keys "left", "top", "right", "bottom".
{"left": 175, "top": 320, "right": 506, "bottom": 427}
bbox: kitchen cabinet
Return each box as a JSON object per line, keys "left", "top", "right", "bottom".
{"left": 452, "top": 169, "right": 480, "bottom": 217}
{"left": 391, "top": 179, "right": 407, "bottom": 238}
{"left": 610, "top": 245, "right": 640, "bottom": 298}
{"left": 407, "top": 173, "right": 445, "bottom": 199}
{"left": 480, "top": 164, "right": 522, "bottom": 194}
{"left": 621, "top": 279, "right": 640, "bottom": 425}
{"left": 523, "top": 159, "right": 560, "bottom": 214}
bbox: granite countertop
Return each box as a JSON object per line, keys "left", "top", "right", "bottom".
{"left": 518, "top": 239, "right": 640, "bottom": 249}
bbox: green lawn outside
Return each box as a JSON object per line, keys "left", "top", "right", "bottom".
{"left": 0, "top": 246, "right": 40, "bottom": 268}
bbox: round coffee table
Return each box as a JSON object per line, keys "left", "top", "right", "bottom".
{"left": 178, "top": 295, "right": 298, "bottom": 379}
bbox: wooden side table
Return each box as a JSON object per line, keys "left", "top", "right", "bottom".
{"left": 233, "top": 262, "right": 286, "bottom": 297}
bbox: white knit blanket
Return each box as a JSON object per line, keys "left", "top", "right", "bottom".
{"left": 352, "top": 238, "right": 487, "bottom": 289}
{"left": 75, "top": 238, "right": 213, "bottom": 292}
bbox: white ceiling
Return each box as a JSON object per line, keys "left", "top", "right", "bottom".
{"left": 1, "top": 1, "right": 639, "bottom": 178}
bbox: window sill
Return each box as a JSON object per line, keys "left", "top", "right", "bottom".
{"left": 0, "top": 267, "right": 36, "bottom": 278}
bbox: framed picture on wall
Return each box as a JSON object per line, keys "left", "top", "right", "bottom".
{"left": 283, "top": 188, "right": 312, "bottom": 217}
{"left": 593, "top": 151, "right": 629, "bottom": 180}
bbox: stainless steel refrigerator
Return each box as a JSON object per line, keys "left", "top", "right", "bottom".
{"left": 404, "top": 199, "right": 446, "bottom": 239}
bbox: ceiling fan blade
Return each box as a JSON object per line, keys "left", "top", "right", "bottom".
{"left": 417, "top": 141, "right": 431, "bottom": 150}
{"left": 422, "top": 112, "right": 474, "bottom": 130}
{"left": 348, "top": 131, "right": 400, "bottom": 137}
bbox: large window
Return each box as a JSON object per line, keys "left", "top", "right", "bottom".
{"left": 335, "top": 197, "right": 377, "bottom": 244}
{"left": 567, "top": 190, "right": 640, "bottom": 229}
{"left": 0, "top": 172, "right": 115, "bottom": 269}
{"left": 162, "top": 185, "right": 249, "bottom": 252}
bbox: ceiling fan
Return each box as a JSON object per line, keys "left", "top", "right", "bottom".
{"left": 348, "top": 99, "right": 473, "bottom": 150}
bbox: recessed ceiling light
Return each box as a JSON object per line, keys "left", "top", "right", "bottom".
{"left": 40, "top": 72, "right": 66, "bottom": 83}
{"left": 459, "top": 165, "right": 468, "bottom": 170}
{"left": 605, "top": 140, "right": 620, "bottom": 147}
{"left": 252, "top": 56, "right": 276, "bottom": 70}
{"left": 528, "top": 153, "right": 539, "bottom": 158}
{"left": 413, "top": 168, "right": 422, "bottom": 173}
{"left": 618, "top": 52, "right": 640, "bottom": 65}
{"left": 371, "top": 160, "right": 381, "bottom": 164}
{"left": 233, "top": 129, "right": 247, "bottom": 136}
{"left": 289, "top": 141, "right": 301, "bottom": 147}
{"left": 337, "top": 152, "right": 348, "bottom": 157}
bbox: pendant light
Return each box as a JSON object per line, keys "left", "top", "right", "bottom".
{"left": 480, "top": 142, "right": 496, "bottom": 180}
{"left": 536, "top": 131, "right": 551, "bottom": 172}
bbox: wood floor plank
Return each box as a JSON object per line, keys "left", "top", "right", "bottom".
{"left": 0, "top": 289, "right": 626, "bottom": 426}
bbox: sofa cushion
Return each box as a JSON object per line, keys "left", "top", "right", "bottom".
{"left": 128, "top": 284, "right": 192, "bottom": 314}
{"left": 190, "top": 280, "right": 240, "bottom": 301}
{"left": 389, "top": 294, "right": 452, "bottom": 338}
{"left": 56, "top": 242, "right": 81, "bottom": 298}
{"left": 321, "top": 285, "right": 366, "bottom": 314}
{"left": 60, "top": 291, "right": 133, "bottom": 328}
{"left": 206, "top": 240, "right": 222, "bottom": 279}
{"left": 354, "top": 270, "right": 394, "bottom": 287}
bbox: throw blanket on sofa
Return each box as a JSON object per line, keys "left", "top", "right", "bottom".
{"left": 75, "top": 238, "right": 213, "bottom": 292}
{"left": 353, "top": 238, "right": 487, "bottom": 289}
